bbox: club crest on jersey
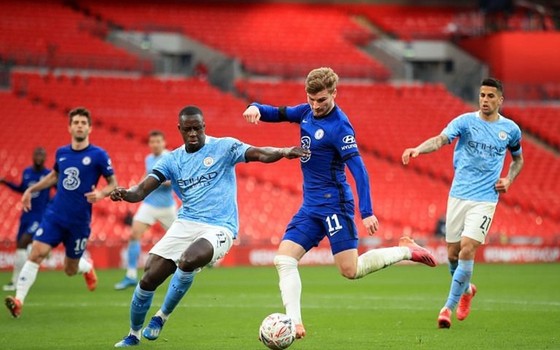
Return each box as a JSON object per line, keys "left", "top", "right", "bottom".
{"left": 203, "top": 157, "right": 214, "bottom": 167}
{"left": 82, "top": 156, "right": 91, "bottom": 165}
{"left": 498, "top": 131, "right": 507, "bottom": 141}
{"left": 314, "top": 129, "right": 324, "bottom": 140}
{"left": 300, "top": 136, "right": 311, "bottom": 163}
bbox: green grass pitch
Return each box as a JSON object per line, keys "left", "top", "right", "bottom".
{"left": 1, "top": 264, "right": 559, "bottom": 349}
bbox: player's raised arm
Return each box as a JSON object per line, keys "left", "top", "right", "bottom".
{"left": 21, "top": 170, "right": 58, "bottom": 212}
{"left": 243, "top": 103, "right": 306, "bottom": 124}
{"left": 402, "top": 134, "right": 449, "bottom": 165}
{"left": 110, "top": 175, "right": 161, "bottom": 203}
{"left": 245, "top": 146, "right": 310, "bottom": 163}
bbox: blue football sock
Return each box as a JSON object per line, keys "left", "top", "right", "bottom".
{"left": 448, "top": 260, "right": 458, "bottom": 276}
{"left": 444, "top": 259, "right": 474, "bottom": 310}
{"left": 161, "top": 269, "right": 195, "bottom": 315}
{"left": 130, "top": 285, "right": 155, "bottom": 331}
{"left": 128, "top": 240, "right": 141, "bottom": 270}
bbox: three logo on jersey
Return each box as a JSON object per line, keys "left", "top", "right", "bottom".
{"left": 299, "top": 133, "right": 358, "bottom": 162}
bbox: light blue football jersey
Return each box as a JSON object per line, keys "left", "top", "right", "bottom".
{"left": 150, "top": 136, "right": 251, "bottom": 237}
{"left": 442, "top": 111, "right": 522, "bottom": 203}
{"left": 143, "top": 151, "right": 175, "bottom": 208}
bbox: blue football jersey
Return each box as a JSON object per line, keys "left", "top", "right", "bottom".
{"left": 252, "top": 103, "right": 373, "bottom": 217}
{"left": 442, "top": 111, "right": 522, "bottom": 202}
{"left": 49, "top": 144, "right": 114, "bottom": 224}
{"left": 143, "top": 151, "right": 175, "bottom": 208}
{"left": 4, "top": 166, "right": 51, "bottom": 221}
{"left": 150, "top": 136, "right": 251, "bottom": 237}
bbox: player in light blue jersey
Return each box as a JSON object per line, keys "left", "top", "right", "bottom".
{"left": 402, "top": 78, "right": 524, "bottom": 328}
{"left": 115, "top": 130, "right": 177, "bottom": 290}
{"left": 1, "top": 147, "right": 52, "bottom": 291}
{"left": 111, "top": 105, "right": 308, "bottom": 347}
{"left": 244, "top": 67, "right": 436, "bottom": 338}
{"left": 5, "top": 108, "right": 117, "bottom": 319}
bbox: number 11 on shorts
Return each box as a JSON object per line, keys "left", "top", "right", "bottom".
{"left": 326, "top": 214, "right": 343, "bottom": 236}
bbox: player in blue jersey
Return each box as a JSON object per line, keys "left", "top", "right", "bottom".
{"left": 1, "top": 147, "right": 52, "bottom": 292}
{"left": 111, "top": 105, "right": 308, "bottom": 347}
{"left": 402, "top": 78, "right": 524, "bottom": 328}
{"left": 4, "top": 108, "right": 117, "bottom": 318}
{"left": 114, "top": 130, "right": 177, "bottom": 290}
{"left": 243, "top": 67, "right": 436, "bottom": 338}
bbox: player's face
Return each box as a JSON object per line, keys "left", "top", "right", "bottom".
{"left": 32, "top": 149, "right": 46, "bottom": 167}
{"left": 479, "top": 86, "right": 503, "bottom": 117}
{"left": 178, "top": 114, "right": 205, "bottom": 152}
{"left": 307, "top": 89, "right": 336, "bottom": 118}
{"left": 148, "top": 135, "right": 166, "bottom": 156}
{"left": 68, "top": 115, "right": 91, "bottom": 142}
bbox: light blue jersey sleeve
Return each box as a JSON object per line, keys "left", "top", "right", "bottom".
{"left": 143, "top": 152, "right": 175, "bottom": 208}
{"left": 442, "top": 114, "right": 467, "bottom": 143}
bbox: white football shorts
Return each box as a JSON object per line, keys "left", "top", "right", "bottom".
{"left": 149, "top": 219, "right": 234, "bottom": 266}
{"left": 133, "top": 202, "right": 177, "bottom": 230}
{"left": 445, "top": 196, "right": 497, "bottom": 244}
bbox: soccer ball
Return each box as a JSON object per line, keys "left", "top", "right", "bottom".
{"left": 259, "top": 313, "right": 296, "bottom": 350}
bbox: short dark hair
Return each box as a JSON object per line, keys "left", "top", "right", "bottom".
{"left": 33, "top": 146, "right": 46, "bottom": 155}
{"left": 68, "top": 107, "right": 92, "bottom": 125}
{"left": 148, "top": 130, "right": 165, "bottom": 139}
{"left": 481, "top": 78, "right": 504, "bottom": 95}
{"left": 178, "top": 105, "right": 203, "bottom": 119}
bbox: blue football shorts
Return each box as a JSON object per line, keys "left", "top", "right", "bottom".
{"left": 33, "top": 214, "right": 91, "bottom": 259}
{"left": 283, "top": 202, "right": 358, "bottom": 255}
{"left": 17, "top": 217, "right": 41, "bottom": 241}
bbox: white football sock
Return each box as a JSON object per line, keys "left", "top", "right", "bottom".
{"left": 126, "top": 268, "right": 138, "bottom": 280}
{"left": 16, "top": 261, "right": 40, "bottom": 303}
{"left": 155, "top": 309, "right": 169, "bottom": 321}
{"left": 274, "top": 255, "right": 302, "bottom": 324}
{"left": 12, "top": 249, "right": 28, "bottom": 285}
{"left": 355, "top": 247, "right": 411, "bottom": 279}
{"left": 77, "top": 258, "right": 92, "bottom": 274}
{"left": 129, "top": 328, "right": 141, "bottom": 338}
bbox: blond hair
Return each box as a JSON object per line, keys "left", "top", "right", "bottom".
{"left": 305, "top": 67, "right": 339, "bottom": 94}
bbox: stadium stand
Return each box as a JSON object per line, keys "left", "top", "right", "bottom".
{"left": 504, "top": 105, "right": 560, "bottom": 149}
{"left": 1, "top": 1, "right": 558, "bottom": 248}
{"left": 78, "top": 1, "right": 390, "bottom": 80}
{"left": 0, "top": 0, "right": 148, "bottom": 71}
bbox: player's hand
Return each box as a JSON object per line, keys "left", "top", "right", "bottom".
{"left": 283, "top": 147, "right": 311, "bottom": 159}
{"left": 362, "top": 215, "right": 379, "bottom": 235}
{"left": 495, "top": 177, "right": 512, "bottom": 193}
{"left": 22, "top": 190, "right": 32, "bottom": 212}
{"left": 243, "top": 106, "right": 261, "bottom": 124}
{"left": 110, "top": 187, "right": 128, "bottom": 201}
{"left": 401, "top": 148, "right": 419, "bottom": 165}
{"left": 85, "top": 185, "right": 105, "bottom": 203}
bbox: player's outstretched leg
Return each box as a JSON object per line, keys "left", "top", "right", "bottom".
{"left": 274, "top": 255, "right": 305, "bottom": 339}
{"left": 115, "top": 240, "right": 141, "bottom": 290}
{"left": 3, "top": 248, "right": 27, "bottom": 291}
{"left": 398, "top": 237, "right": 437, "bottom": 267}
{"left": 143, "top": 268, "right": 196, "bottom": 340}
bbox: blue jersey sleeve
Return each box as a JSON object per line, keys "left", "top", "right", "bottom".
{"left": 333, "top": 122, "right": 373, "bottom": 218}
{"left": 346, "top": 156, "right": 373, "bottom": 218}
{"left": 250, "top": 103, "right": 306, "bottom": 123}
{"left": 2, "top": 178, "right": 24, "bottom": 193}
{"left": 508, "top": 126, "right": 523, "bottom": 156}
{"left": 97, "top": 150, "right": 114, "bottom": 178}
{"left": 441, "top": 115, "right": 466, "bottom": 143}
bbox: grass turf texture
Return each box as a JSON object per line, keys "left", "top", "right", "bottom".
{"left": 1, "top": 264, "right": 559, "bottom": 350}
